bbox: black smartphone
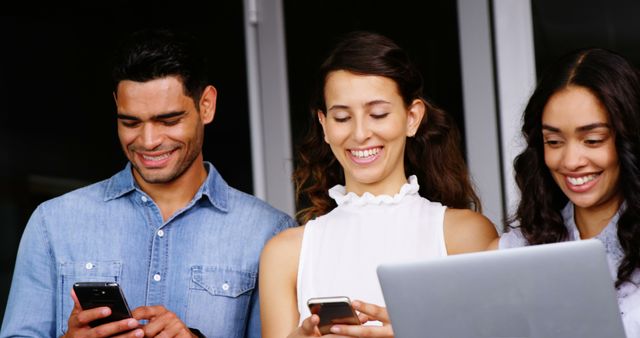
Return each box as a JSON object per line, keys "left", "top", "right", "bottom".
{"left": 73, "top": 282, "right": 132, "bottom": 327}
{"left": 307, "top": 296, "right": 361, "bottom": 335}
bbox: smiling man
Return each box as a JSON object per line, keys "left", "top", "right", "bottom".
{"left": 1, "top": 29, "right": 296, "bottom": 338}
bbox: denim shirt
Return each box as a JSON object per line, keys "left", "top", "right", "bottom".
{"left": 0, "top": 162, "right": 297, "bottom": 338}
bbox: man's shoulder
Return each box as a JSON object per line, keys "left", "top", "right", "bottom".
{"left": 223, "top": 186, "right": 296, "bottom": 229}
{"left": 226, "top": 186, "right": 289, "bottom": 217}
{"left": 39, "top": 177, "right": 112, "bottom": 210}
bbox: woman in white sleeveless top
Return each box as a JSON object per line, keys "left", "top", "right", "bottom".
{"left": 260, "top": 31, "right": 497, "bottom": 338}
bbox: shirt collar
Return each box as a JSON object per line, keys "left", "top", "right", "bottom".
{"left": 562, "top": 201, "right": 625, "bottom": 263}
{"left": 103, "top": 161, "right": 229, "bottom": 213}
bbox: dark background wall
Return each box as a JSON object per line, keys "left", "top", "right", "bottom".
{"left": 532, "top": 0, "right": 640, "bottom": 77}
{"left": 0, "top": 10, "right": 252, "bottom": 321}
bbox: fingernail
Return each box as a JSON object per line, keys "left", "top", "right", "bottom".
{"left": 134, "top": 329, "right": 144, "bottom": 337}
{"left": 127, "top": 319, "right": 138, "bottom": 328}
{"left": 101, "top": 308, "right": 110, "bottom": 316}
{"left": 330, "top": 326, "right": 340, "bottom": 333}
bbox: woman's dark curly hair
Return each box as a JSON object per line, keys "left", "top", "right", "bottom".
{"left": 509, "top": 48, "right": 640, "bottom": 287}
{"left": 293, "top": 31, "right": 480, "bottom": 224}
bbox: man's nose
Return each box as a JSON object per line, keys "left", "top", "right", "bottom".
{"left": 140, "top": 123, "right": 162, "bottom": 149}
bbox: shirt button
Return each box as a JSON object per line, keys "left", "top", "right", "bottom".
{"left": 141, "top": 196, "right": 148, "bottom": 203}
{"left": 157, "top": 230, "right": 164, "bottom": 237}
{"left": 222, "top": 283, "right": 230, "bottom": 291}
{"left": 85, "top": 262, "right": 93, "bottom": 270}
{"left": 153, "top": 273, "right": 161, "bottom": 282}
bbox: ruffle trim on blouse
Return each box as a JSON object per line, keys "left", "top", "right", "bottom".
{"left": 328, "top": 175, "right": 420, "bottom": 206}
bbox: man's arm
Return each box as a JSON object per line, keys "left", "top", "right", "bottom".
{"left": 245, "top": 283, "right": 261, "bottom": 338}
{"left": 246, "top": 213, "right": 297, "bottom": 338}
{"left": 1, "top": 205, "right": 57, "bottom": 337}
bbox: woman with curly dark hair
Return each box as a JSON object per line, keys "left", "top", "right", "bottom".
{"left": 499, "top": 48, "right": 640, "bottom": 336}
{"left": 259, "top": 31, "right": 497, "bottom": 338}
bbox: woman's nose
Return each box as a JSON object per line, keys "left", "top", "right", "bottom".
{"left": 561, "top": 142, "right": 588, "bottom": 170}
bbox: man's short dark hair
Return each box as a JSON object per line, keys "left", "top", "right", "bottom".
{"left": 112, "top": 29, "right": 209, "bottom": 104}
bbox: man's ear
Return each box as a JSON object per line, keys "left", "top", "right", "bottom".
{"left": 406, "top": 99, "right": 426, "bottom": 137}
{"left": 317, "top": 110, "right": 329, "bottom": 143}
{"left": 199, "top": 85, "right": 217, "bottom": 124}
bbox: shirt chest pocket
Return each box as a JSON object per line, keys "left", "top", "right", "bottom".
{"left": 186, "top": 266, "right": 256, "bottom": 338}
{"left": 59, "top": 261, "right": 123, "bottom": 334}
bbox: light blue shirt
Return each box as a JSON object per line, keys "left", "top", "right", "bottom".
{"left": 0, "top": 162, "right": 296, "bottom": 338}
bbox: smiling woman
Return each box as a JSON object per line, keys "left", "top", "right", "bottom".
{"left": 317, "top": 70, "right": 423, "bottom": 197}
{"left": 500, "top": 48, "right": 640, "bottom": 336}
{"left": 541, "top": 85, "right": 621, "bottom": 224}
{"left": 258, "top": 31, "right": 497, "bottom": 338}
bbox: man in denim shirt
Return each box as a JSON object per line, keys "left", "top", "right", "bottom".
{"left": 0, "top": 29, "right": 296, "bottom": 338}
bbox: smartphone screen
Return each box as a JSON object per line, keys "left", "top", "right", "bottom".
{"left": 73, "top": 282, "right": 132, "bottom": 327}
{"left": 307, "top": 296, "right": 360, "bottom": 334}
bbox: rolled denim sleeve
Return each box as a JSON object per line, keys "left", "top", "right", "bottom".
{"left": 1, "top": 205, "right": 58, "bottom": 337}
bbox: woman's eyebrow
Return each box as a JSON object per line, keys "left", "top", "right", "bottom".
{"left": 575, "top": 122, "right": 610, "bottom": 132}
{"left": 541, "top": 122, "right": 610, "bottom": 133}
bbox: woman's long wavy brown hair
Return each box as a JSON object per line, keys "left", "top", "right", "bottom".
{"left": 509, "top": 48, "right": 640, "bottom": 287}
{"left": 293, "top": 31, "right": 480, "bottom": 224}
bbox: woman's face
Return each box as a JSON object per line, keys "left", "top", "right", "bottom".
{"left": 541, "top": 85, "right": 621, "bottom": 213}
{"left": 318, "top": 70, "right": 424, "bottom": 196}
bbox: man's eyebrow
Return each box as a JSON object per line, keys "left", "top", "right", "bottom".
{"left": 153, "top": 111, "right": 186, "bottom": 120}
{"left": 117, "top": 114, "right": 139, "bottom": 121}
{"left": 116, "top": 111, "right": 186, "bottom": 121}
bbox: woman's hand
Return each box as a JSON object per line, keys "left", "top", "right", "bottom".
{"left": 327, "top": 300, "right": 394, "bottom": 337}
{"left": 286, "top": 314, "right": 322, "bottom": 337}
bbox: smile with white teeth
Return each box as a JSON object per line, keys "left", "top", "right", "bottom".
{"left": 142, "top": 152, "right": 172, "bottom": 161}
{"left": 567, "top": 174, "right": 598, "bottom": 186}
{"left": 350, "top": 147, "right": 381, "bottom": 159}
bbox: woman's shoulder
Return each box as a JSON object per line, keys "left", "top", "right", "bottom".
{"left": 264, "top": 225, "right": 305, "bottom": 254}
{"left": 443, "top": 208, "right": 498, "bottom": 254}
{"left": 259, "top": 225, "right": 305, "bottom": 285}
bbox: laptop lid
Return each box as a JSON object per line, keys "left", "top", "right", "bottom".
{"left": 377, "top": 240, "right": 626, "bottom": 338}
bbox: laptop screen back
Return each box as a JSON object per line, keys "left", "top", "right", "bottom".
{"left": 377, "top": 240, "right": 626, "bottom": 338}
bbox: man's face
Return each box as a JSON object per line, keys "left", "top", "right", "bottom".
{"left": 115, "top": 76, "right": 215, "bottom": 185}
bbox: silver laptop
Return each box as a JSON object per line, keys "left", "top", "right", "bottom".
{"left": 377, "top": 240, "right": 626, "bottom": 338}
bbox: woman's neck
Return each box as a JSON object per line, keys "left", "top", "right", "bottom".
{"left": 573, "top": 198, "right": 622, "bottom": 239}
{"left": 344, "top": 174, "right": 408, "bottom": 197}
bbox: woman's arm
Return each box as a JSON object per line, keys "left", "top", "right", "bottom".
{"left": 443, "top": 209, "right": 499, "bottom": 255}
{"left": 259, "top": 226, "right": 306, "bottom": 338}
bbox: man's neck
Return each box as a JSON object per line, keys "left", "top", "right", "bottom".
{"left": 135, "top": 160, "right": 208, "bottom": 222}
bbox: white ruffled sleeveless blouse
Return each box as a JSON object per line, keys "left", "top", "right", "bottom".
{"left": 296, "top": 176, "right": 448, "bottom": 321}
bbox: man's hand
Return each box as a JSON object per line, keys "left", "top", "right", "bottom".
{"left": 64, "top": 290, "right": 144, "bottom": 338}
{"left": 132, "top": 305, "right": 197, "bottom": 338}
